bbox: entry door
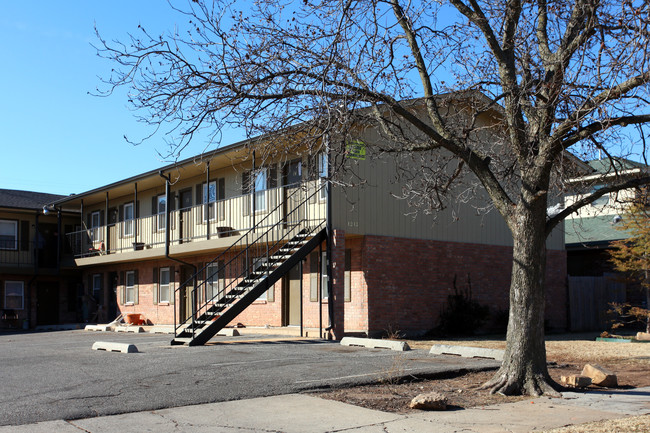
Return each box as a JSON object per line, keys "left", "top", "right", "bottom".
{"left": 36, "top": 223, "right": 58, "bottom": 268}
{"left": 179, "top": 266, "right": 195, "bottom": 322}
{"left": 179, "top": 189, "right": 193, "bottom": 244}
{"left": 36, "top": 282, "right": 59, "bottom": 325}
{"left": 107, "top": 208, "right": 118, "bottom": 253}
{"left": 283, "top": 264, "right": 301, "bottom": 326}
{"left": 107, "top": 272, "right": 118, "bottom": 320}
{"left": 282, "top": 159, "right": 302, "bottom": 228}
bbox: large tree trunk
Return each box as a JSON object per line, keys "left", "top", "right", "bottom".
{"left": 482, "top": 203, "right": 562, "bottom": 396}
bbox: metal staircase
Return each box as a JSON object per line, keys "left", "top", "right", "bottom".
{"left": 171, "top": 183, "right": 326, "bottom": 346}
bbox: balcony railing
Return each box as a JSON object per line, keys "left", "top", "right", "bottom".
{"left": 65, "top": 180, "right": 327, "bottom": 259}
{"left": 0, "top": 241, "right": 58, "bottom": 269}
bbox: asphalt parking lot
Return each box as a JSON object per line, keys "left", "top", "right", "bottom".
{"left": 0, "top": 329, "right": 499, "bottom": 426}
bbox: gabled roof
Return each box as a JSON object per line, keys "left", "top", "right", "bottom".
{"left": 565, "top": 214, "right": 629, "bottom": 248}
{"left": 0, "top": 189, "right": 66, "bottom": 211}
{"left": 587, "top": 158, "right": 649, "bottom": 175}
{"left": 567, "top": 157, "right": 649, "bottom": 185}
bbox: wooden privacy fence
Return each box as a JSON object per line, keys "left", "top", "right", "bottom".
{"left": 568, "top": 275, "right": 626, "bottom": 332}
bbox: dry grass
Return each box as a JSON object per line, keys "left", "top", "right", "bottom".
{"left": 539, "top": 414, "right": 650, "bottom": 433}
{"left": 407, "top": 333, "right": 650, "bottom": 369}
{"left": 315, "top": 333, "right": 649, "bottom": 433}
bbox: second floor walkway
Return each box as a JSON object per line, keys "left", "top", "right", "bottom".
{"left": 65, "top": 181, "right": 326, "bottom": 263}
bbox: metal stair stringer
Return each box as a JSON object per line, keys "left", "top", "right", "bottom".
{"left": 178, "top": 227, "right": 326, "bottom": 346}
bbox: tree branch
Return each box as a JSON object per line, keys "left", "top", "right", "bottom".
{"left": 562, "top": 114, "right": 650, "bottom": 149}
{"left": 547, "top": 175, "right": 650, "bottom": 234}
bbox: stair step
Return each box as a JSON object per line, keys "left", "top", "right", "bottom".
{"left": 172, "top": 226, "right": 326, "bottom": 346}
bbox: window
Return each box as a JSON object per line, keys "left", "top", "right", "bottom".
{"left": 205, "top": 261, "right": 224, "bottom": 301}
{"left": 308, "top": 251, "right": 328, "bottom": 301}
{"left": 123, "top": 202, "right": 134, "bottom": 237}
{"left": 157, "top": 194, "right": 167, "bottom": 231}
{"left": 591, "top": 185, "right": 609, "bottom": 207}
{"left": 283, "top": 159, "right": 302, "bottom": 186}
{"left": 0, "top": 220, "right": 17, "bottom": 250}
{"left": 159, "top": 267, "right": 171, "bottom": 303}
{"left": 4, "top": 281, "right": 24, "bottom": 310}
{"left": 344, "top": 249, "right": 351, "bottom": 302}
{"left": 92, "top": 274, "right": 102, "bottom": 299}
{"left": 320, "top": 251, "right": 328, "bottom": 300}
{"left": 91, "top": 211, "right": 101, "bottom": 242}
{"left": 203, "top": 181, "right": 217, "bottom": 221}
{"left": 244, "top": 256, "right": 269, "bottom": 300}
{"left": 310, "top": 252, "right": 318, "bottom": 302}
{"left": 243, "top": 167, "right": 277, "bottom": 215}
{"left": 125, "top": 271, "right": 136, "bottom": 304}
{"left": 253, "top": 168, "right": 268, "bottom": 211}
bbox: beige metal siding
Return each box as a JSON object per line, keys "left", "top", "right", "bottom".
{"left": 331, "top": 151, "right": 565, "bottom": 250}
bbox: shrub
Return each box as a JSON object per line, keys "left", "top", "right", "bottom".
{"left": 435, "top": 274, "right": 490, "bottom": 336}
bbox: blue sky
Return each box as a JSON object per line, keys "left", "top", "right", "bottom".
{"left": 3, "top": 3, "right": 645, "bottom": 198}
{"left": 0, "top": 2, "right": 244, "bottom": 196}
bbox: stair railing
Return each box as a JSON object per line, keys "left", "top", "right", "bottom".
{"left": 173, "top": 180, "right": 326, "bottom": 339}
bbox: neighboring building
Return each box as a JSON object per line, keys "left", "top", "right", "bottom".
{"left": 0, "top": 189, "right": 81, "bottom": 328}
{"left": 565, "top": 158, "right": 649, "bottom": 276}
{"left": 564, "top": 158, "right": 649, "bottom": 331}
{"left": 50, "top": 128, "right": 567, "bottom": 344}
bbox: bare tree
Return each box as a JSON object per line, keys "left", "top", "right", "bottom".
{"left": 96, "top": 0, "right": 650, "bottom": 395}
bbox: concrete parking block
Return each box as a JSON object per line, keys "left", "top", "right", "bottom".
{"left": 91, "top": 341, "right": 138, "bottom": 353}
{"left": 216, "top": 328, "right": 240, "bottom": 337}
{"left": 341, "top": 337, "right": 410, "bottom": 351}
{"left": 114, "top": 325, "right": 144, "bottom": 333}
{"left": 429, "top": 344, "right": 504, "bottom": 361}
{"left": 84, "top": 324, "right": 112, "bottom": 332}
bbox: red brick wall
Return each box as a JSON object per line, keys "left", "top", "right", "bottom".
{"left": 83, "top": 251, "right": 311, "bottom": 327}
{"left": 83, "top": 261, "right": 179, "bottom": 325}
{"left": 79, "top": 233, "right": 567, "bottom": 338}
{"left": 342, "top": 237, "right": 369, "bottom": 334}
{"left": 361, "top": 235, "right": 567, "bottom": 337}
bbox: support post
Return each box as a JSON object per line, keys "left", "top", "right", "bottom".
{"left": 105, "top": 192, "right": 109, "bottom": 252}
{"left": 134, "top": 183, "right": 138, "bottom": 243}
{"left": 164, "top": 175, "right": 170, "bottom": 258}
{"left": 56, "top": 207, "right": 61, "bottom": 271}
{"left": 206, "top": 161, "right": 210, "bottom": 241}
{"left": 325, "top": 148, "right": 334, "bottom": 338}
{"left": 299, "top": 258, "right": 304, "bottom": 337}
{"left": 252, "top": 151, "right": 256, "bottom": 231}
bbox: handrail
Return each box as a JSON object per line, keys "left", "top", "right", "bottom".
{"left": 173, "top": 181, "right": 326, "bottom": 338}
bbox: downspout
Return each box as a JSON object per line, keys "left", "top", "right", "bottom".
{"left": 159, "top": 172, "right": 198, "bottom": 327}
{"left": 318, "top": 242, "right": 322, "bottom": 338}
{"left": 324, "top": 143, "right": 335, "bottom": 338}
{"left": 252, "top": 151, "right": 256, "bottom": 230}
{"left": 105, "top": 192, "right": 109, "bottom": 252}
{"left": 27, "top": 210, "right": 41, "bottom": 329}
{"left": 35, "top": 211, "right": 40, "bottom": 271}
{"left": 56, "top": 206, "right": 62, "bottom": 272}
{"left": 134, "top": 183, "right": 138, "bottom": 244}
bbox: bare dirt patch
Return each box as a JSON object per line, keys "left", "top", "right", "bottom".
{"left": 311, "top": 334, "right": 650, "bottom": 414}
